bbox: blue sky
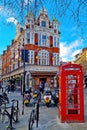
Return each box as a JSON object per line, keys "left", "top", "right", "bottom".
{"left": 0, "top": 0, "right": 87, "bottom": 62}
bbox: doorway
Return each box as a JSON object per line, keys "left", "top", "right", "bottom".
{"left": 40, "top": 78, "right": 46, "bottom": 88}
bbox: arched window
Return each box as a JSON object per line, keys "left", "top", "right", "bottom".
{"left": 38, "top": 50, "right": 49, "bottom": 65}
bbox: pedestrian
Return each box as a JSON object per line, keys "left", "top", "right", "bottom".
{"left": 44, "top": 82, "right": 49, "bottom": 91}
{"left": 5, "top": 83, "right": 10, "bottom": 93}
{"left": 8, "top": 84, "right": 10, "bottom": 93}
{"left": 11, "top": 83, "right": 15, "bottom": 92}
{"left": 39, "top": 82, "right": 42, "bottom": 92}
{"left": 0, "top": 81, "right": 3, "bottom": 92}
{"left": 0, "top": 81, "right": 2, "bottom": 90}
{"left": 85, "top": 78, "right": 87, "bottom": 88}
{"left": 39, "top": 82, "right": 44, "bottom": 94}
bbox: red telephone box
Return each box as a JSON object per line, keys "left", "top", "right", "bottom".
{"left": 58, "top": 62, "right": 84, "bottom": 123}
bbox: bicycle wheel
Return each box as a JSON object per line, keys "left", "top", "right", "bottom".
{"left": 28, "top": 118, "right": 33, "bottom": 130}
{"left": 12, "top": 107, "right": 19, "bottom": 122}
{"left": 28, "top": 111, "right": 34, "bottom": 130}
{"left": 0, "top": 112, "right": 10, "bottom": 130}
{"left": 0, "top": 108, "right": 1, "bottom": 119}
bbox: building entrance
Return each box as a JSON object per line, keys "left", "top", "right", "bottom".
{"left": 40, "top": 78, "right": 46, "bottom": 82}
{"left": 40, "top": 78, "right": 46, "bottom": 89}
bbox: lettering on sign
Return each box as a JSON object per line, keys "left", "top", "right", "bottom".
{"left": 26, "top": 66, "right": 58, "bottom": 72}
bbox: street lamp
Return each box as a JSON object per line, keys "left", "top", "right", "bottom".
{"left": 23, "top": 49, "right": 26, "bottom": 94}
{"left": 21, "top": 45, "right": 25, "bottom": 115}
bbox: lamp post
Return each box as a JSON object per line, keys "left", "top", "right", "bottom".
{"left": 21, "top": 44, "right": 28, "bottom": 115}
{"left": 23, "top": 49, "right": 26, "bottom": 94}
{"left": 21, "top": 45, "right": 25, "bottom": 115}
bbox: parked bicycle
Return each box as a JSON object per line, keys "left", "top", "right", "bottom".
{"left": 0, "top": 99, "right": 19, "bottom": 130}
{"left": 0, "top": 91, "right": 9, "bottom": 119}
{"left": 0, "top": 91, "right": 9, "bottom": 106}
{"left": 28, "top": 102, "right": 39, "bottom": 130}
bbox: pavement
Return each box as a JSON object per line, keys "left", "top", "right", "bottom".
{"left": 0, "top": 89, "right": 87, "bottom": 130}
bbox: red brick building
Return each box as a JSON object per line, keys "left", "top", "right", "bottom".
{"left": 2, "top": 8, "right": 60, "bottom": 90}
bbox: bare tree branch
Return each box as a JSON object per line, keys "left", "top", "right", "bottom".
{"left": 0, "top": 0, "right": 87, "bottom": 36}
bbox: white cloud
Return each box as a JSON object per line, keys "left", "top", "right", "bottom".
{"left": 6, "top": 17, "right": 18, "bottom": 25}
{"left": 60, "top": 42, "right": 70, "bottom": 57}
{"left": 70, "top": 39, "right": 83, "bottom": 49}
{"left": 0, "top": 6, "right": 3, "bottom": 11}
{"left": 60, "top": 39, "right": 83, "bottom": 62}
{"left": 71, "top": 49, "right": 81, "bottom": 58}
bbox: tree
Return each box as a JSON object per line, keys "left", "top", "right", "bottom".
{"left": 0, "top": 0, "right": 87, "bottom": 36}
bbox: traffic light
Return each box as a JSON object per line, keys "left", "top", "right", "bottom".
{"left": 21, "top": 49, "right": 28, "bottom": 62}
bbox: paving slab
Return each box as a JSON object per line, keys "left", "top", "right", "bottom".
{"left": 0, "top": 89, "right": 87, "bottom": 130}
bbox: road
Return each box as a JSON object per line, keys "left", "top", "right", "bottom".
{"left": 0, "top": 89, "right": 87, "bottom": 130}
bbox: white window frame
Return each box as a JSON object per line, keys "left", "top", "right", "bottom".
{"left": 53, "top": 36, "right": 58, "bottom": 47}
{"left": 38, "top": 50, "right": 49, "bottom": 65}
{"left": 38, "top": 33, "right": 41, "bottom": 46}
{"left": 57, "top": 38, "right": 59, "bottom": 47}
{"left": 26, "top": 32, "right": 30, "bottom": 44}
{"left": 53, "top": 53, "right": 59, "bottom": 65}
{"left": 53, "top": 24, "right": 57, "bottom": 29}
{"left": 30, "top": 32, "right": 34, "bottom": 44}
{"left": 41, "top": 21, "right": 46, "bottom": 27}
{"left": 28, "top": 50, "right": 34, "bottom": 64}
{"left": 41, "top": 34, "right": 47, "bottom": 46}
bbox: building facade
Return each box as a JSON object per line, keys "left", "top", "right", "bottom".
{"left": 74, "top": 47, "right": 87, "bottom": 76}
{"left": 2, "top": 9, "right": 60, "bottom": 90}
{"left": 0, "top": 55, "right": 2, "bottom": 81}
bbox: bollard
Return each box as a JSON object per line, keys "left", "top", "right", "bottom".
{"left": 16, "top": 100, "right": 19, "bottom": 122}
{"left": 36, "top": 103, "right": 39, "bottom": 127}
{"left": 10, "top": 104, "right": 14, "bottom": 129}
{"left": 22, "top": 93, "right": 24, "bottom": 115}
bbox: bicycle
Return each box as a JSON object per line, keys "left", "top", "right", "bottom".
{"left": 0, "top": 91, "right": 9, "bottom": 106}
{"left": 28, "top": 109, "right": 35, "bottom": 130}
{"left": 10, "top": 99, "right": 19, "bottom": 123}
{"left": 0, "top": 99, "right": 19, "bottom": 130}
{"left": 0, "top": 92, "right": 9, "bottom": 119}
{"left": 0, "top": 109, "right": 10, "bottom": 130}
{"left": 28, "top": 102, "right": 39, "bottom": 130}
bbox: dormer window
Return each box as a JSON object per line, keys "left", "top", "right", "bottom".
{"left": 27, "top": 20, "right": 30, "bottom": 23}
{"left": 27, "top": 19, "right": 34, "bottom": 24}
{"left": 41, "top": 21, "right": 46, "bottom": 27}
{"left": 30, "top": 19, "right": 34, "bottom": 24}
{"left": 53, "top": 24, "right": 57, "bottom": 29}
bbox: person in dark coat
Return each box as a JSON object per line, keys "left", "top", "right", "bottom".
{"left": 0, "top": 82, "right": 2, "bottom": 90}
{"left": 11, "top": 83, "right": 15, "bottom": 91}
